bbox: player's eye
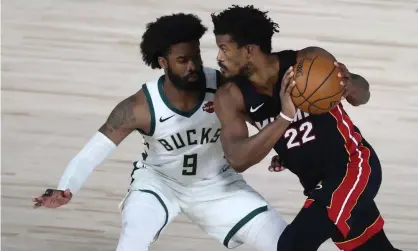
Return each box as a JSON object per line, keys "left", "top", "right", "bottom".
{"left": 177, "top": 57, "right": 187, "bottom": 64}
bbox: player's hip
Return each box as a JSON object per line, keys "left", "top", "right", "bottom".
{"left": 303, "top": 148, "right": 382, "bottom": 238}
{"left": 130, "top": 163, "right": 243, "bottom": 195}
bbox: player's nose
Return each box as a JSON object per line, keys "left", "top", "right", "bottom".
{"left": 187, "top": 60, "right": 197, "bottom": 72}
{"left": 216, "top": 50, "right": 223, "bottom": 62}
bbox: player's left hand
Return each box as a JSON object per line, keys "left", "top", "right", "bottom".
{"left": 32, "top": 188, "right": 73, "bottom": 209}
{"left": 335, "top": 61, "right": 353, "bottom": 100}
{"left": 268, "top": 155, "right": 286, "bottom": 172}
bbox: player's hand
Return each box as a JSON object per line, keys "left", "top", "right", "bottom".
{"left": 268, "top": 155, "right": 286, "bottom": 172}
{"left": 279, "top": 66, "right": 297, "bottom": 119}
{"left": 335, "top": 62, "right": 353, "bottom": 100}
{"left": 32, "top": 188, "right": 72, "bottom": 209}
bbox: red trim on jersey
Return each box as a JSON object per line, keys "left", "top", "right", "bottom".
{"left": 303, "top": 198, "right": 315, "bottom": 208}
{"left": 335, "top": 215, "right": 384, "bottom": 251}
{"left": 327, "top": 104, "right": 372, "bottom": 238}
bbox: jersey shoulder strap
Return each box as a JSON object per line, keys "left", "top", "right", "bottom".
{"left": 203, "top": 67, "right": 221, "bottom": 92}
{"left": 137, "top": 77, "right": 160, "bottom": 137}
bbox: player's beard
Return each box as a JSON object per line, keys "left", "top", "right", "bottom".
{"left": 220, "top": 62, "right": 254, "bottom": 84}
{"left": 167, "top": 65, "right": 205, "bottom": 92}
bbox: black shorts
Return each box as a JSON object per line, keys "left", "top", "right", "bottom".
{"left": 278, "top": 141, "right": 387, "bottom": 250}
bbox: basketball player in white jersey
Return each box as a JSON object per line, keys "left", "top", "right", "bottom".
{"left": 32, "top": 13, "right": 287, "bottom": 251}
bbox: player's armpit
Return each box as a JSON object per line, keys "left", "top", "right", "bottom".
{"left": 214, "top": 83, "right": 292, "bottom": 172}
{"left": 99, "top": 89, "right": 150, "bottom": 145}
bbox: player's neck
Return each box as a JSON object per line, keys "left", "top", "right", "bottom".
{"left": 248, "top": 53, "right": 280, "bottom": 97}
{"left": 163, "top": 76, "right": 202, "bottom": 111}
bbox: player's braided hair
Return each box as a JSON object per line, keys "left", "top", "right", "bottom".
{"left": 211, "top": 5, "right": 279, "bottom": 53}
{"left": 140, "top": 13, "right": 207, "bottom": 69}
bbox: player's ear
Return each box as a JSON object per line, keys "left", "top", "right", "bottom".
{"left": 244, "top": 44, "right": 255, "bottom": 59}
{"left": 158, "top": 56, "right": 168, "bottom": 70}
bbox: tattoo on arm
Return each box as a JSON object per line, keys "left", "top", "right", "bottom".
{"left": 99, "top": 95, "right": 137, "bottom": 134}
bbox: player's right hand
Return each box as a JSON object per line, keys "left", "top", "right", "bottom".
{"left": 268, "top": 155, "right": 286, "bottom": 172}
{"left": 279, "top": 66, "right": 297, "bottom": 120}
{"left": 32, "top": 188, "right": 72, "bottom": 209}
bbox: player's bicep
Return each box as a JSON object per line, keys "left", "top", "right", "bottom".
{"left": 214, "top": 85, "right": 248, "bottom": 149}
{"left": 99, "top": 93, "right": 142, "bottom": 145}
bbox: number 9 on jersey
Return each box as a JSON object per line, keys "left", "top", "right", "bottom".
{"left": 182, "top": 154, "right": 197, "bottom": 175}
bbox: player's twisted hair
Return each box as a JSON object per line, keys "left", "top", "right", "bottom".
{"left": 211, "top": 5, "right": 279, "bottom": 53}
{"left": 140, "top": 13, "right": 207, "bottom": 69}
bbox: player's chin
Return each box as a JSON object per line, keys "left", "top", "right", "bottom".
{"left": 219, "top": 67, "right": 229, "bottom": 76}
{"left": 184, "top": 82, "right": 204, "bottom": 92}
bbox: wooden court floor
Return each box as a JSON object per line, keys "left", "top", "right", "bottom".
{"left": 2, "top": 0, "right": 418, "bottom": 250}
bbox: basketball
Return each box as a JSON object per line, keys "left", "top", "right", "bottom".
{"left": 290, "top": 53, "right": 344, "bottom": 114}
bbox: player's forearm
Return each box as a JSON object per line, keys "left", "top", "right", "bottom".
{"left": 225, "top": 117, "right": 291, "bottom": 172}
{"left": 57, "top": 131, "right": 116, "bottom": 194}
{"left": 347, "top": 73, "right": 370, "bottom": 106}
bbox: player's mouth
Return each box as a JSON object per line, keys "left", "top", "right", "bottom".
{"left": 218, "top": 61, "right": 227, "bottom": 74}
{"left": 187, "top": 73, "right": 199, "bottom": 81}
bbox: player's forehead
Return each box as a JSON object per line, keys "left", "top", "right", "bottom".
{"left": 168, "top": 41, "right": 200, "bottom": 57}
{"left": 215, "top": 34, "right": 237, "bottom": 49}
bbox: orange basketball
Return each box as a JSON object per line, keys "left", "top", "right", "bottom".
{"left": 291, "top": 53, "right": 344, "bottom": 114}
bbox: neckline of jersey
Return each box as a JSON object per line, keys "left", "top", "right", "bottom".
{"left": 157, "top": 75, "right": 207, "bottom": 118}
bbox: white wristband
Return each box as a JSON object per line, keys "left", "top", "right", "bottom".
{"left": 279, "top": 112, "right": 294, "bottom": 122}
{"left": 57, "top": 131, "right": 117, "bottom": 195}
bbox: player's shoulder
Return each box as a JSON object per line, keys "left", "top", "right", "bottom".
{"left": 214, "top": 81, "right": 245, "bottom": 112}
{"left": 119, "top": 88, "right": 149, "bottom": 119}
{"left": 216, "top": 81, "right": 240, "bottom": 99}
{"left": 127, "top": 87, "right": 152, "bottom": 134}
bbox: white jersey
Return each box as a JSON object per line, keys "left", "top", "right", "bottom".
{"left": 136, "top": 67, "right": 229, "bottom": 185}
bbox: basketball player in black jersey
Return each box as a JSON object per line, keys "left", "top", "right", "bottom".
{"left": 211, "top": 5, "right": 401, "bottom": 251}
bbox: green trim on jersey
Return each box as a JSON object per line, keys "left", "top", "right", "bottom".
{"left": 137, "top": 84, "right": 155, "bottom": 136}
{"left": 139, "top": 189, "right": 169, "bottom": 241}
{"left": 157, "top": 75, "right": 206, "bottom": 118}
{"left": 223, "top": 205, "right": 268, "bottom": 248}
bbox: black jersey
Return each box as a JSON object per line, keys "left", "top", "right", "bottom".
{"left": 236, "top": 50, "right": 370, "bottom": 191}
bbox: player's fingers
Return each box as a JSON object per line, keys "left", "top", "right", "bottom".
{"left": 33, "top": 195, "right": 48, "bottom": 203}
{"left": 63, "top": 189, "right": 72, "bottom": 199}
{"left": 281, "top": 67, "right": 294, "bottom": 87}
{"left": 334, "top": 61, "right": 345, "bottom": 68}
{"left": 338, "top": 72, "right": 350, "bottom": 79}
{"left": 274, "top": 166, "right": 283, "bottom": 172}
{"left": 285, "top": 80, "right": 296, "bottom": 95}
{"left": 284, "top": 66, "right": 294, "bottom": 76}
{"left": 33, "top": 196, "right": 54, "bottom": 208}
{"left": 33, "top": 201, "right": 43, "bottom": 209}
{"left": 335, "top": 62, "right": 350, "bottom": 77}
{"left": 338, "top": 72, "right": 350, "bottom": 80}
{"left": 340, "top": 78, "right": 349, "bottom": 86}
{"left": 273, "top": 166, "right": 286, "bottom": 172}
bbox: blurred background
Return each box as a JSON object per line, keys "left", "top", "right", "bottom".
{"left": 2, "top": 0, "right": 418, "bottom": 250}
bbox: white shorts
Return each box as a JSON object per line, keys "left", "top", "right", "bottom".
{"left": 119, "top": 166, "right": 278, "bottom": 249}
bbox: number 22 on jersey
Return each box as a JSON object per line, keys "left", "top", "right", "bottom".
{"left": 284, "top": 121, "right": 316, "bottom": 149}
